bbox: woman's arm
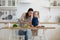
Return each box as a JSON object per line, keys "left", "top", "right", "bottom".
{"left": 20, "top": 13, "right": 26, "bottom": 24}
{"left": 29, "top": 21, "right": 33, "bottom": 27}
{"left": 20, "top": 13, "right": 30, "bottom": 24}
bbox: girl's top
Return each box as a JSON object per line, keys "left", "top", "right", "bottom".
{"left": 32, "top": 17, "right": 39, "bottom": 27}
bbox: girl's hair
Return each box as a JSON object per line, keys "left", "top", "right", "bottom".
{"left": 25, "top": 8, "right": 33, "bottom": 19}
{"left": 33, "top": 11, "right": 39, "bottom": 17}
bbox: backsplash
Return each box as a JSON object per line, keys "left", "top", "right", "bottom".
{"left": 0, "top": 10, "right": 18, "bottom": 22}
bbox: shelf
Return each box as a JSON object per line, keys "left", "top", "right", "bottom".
{"left": 50, "top": 6, "right": 60, "bottom": 8}
{"left": 0, "top": 22, "right": 18, "bottom": 24}
{"left": 43, "top": 6, "right": 60, "bottom": 8}
{"left": 0, "top": 6, "right": 17, "bottom": 11}
{"left": 19, "top": 0, "right": 31, "bottom": 4}
{"left": 40, "top": 22, "right": 60, "bottom": 24}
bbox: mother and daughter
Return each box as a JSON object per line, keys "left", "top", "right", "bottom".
{"left": 18, "top": 8, "right": 40, "bottom": 40}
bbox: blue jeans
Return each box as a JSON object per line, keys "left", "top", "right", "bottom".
{"left": 25, "top": 31, "right": 28, "bottom": 40}
{"left": 18, "top": 30, "right": 28, "bottom": 40}
{"left": 18, "top": 29, "right": 32, "bottom": 40}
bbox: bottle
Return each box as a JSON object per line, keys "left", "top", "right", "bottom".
{"left": 53, "top": 0, "right": 58, "bottom": 6}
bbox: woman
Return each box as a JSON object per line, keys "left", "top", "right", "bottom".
{"left": 19, "top": 8, "right": 33, "bottom": 40}
{"left": 32, "top": 11, "right": 39, "bottom": 27}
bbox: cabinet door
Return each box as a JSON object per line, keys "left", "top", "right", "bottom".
{"left": 8, "top": 0, "right": 11, "bottom": 6}
{"left": 8, "top": 0, "right": 15, "bottom": 6}
{"left": 0, "top": 0, "right": 1, "bottom": 6}
{"left": 0, "top": 0, "right": 5, "bottom": 6}
{"left": 12, "top": 0, "right": 15, "bottom": 6}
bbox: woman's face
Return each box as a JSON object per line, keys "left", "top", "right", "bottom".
{"left": 28, "top": 11, "right": 33, "bottom": 16}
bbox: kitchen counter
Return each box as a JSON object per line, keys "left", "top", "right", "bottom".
{"left": 0, "top": 22, "right": 60, "bottom": 24}
{"left": 1, "top": 26, "right": 55, "bottom": 29}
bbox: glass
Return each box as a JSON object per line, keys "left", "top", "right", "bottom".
{"left": 8, "top": 0, "right": 15, "bottom": 6}
{"left": 0, "top": 0, "right": 5, "bottom": 6}
{"left": 8, "top": 0, "right": 11, "bottom": 6}
{"left": 53, "top": 0, "right": 57, "bottom": 6}
{"left": 12, "top": 0, "right": 15, "bottom": 6}
{"left": 0, "top": 0, "right": 1, "bottom": 6}
{"left": 2, "top": 0, "right": 5, "bottom": 6}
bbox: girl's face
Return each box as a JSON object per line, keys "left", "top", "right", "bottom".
{"left": 28, "top": 11, "right": 33, "bottom": 17}
{"left": 34, "top": 12, "right": 39, "bottom": 18}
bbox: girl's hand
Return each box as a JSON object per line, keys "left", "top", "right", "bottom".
{"left": 30, "top": 25, "right": 34, "bottom": 27}
{"left": 36, "top": 26, "right": 41, "bottom": 28}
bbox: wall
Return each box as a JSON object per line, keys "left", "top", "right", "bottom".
{"left": 0, "top": 0, "right": 60, "bottom": 40}
{"left": 16, "top": 0, "right": 60, "bottom": 40}
{"left": 16, "top": 0, "right": 60, "bottom": 22}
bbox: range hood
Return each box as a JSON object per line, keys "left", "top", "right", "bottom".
{"left": 20, "top": 0, "right": 31, "bottom": 4}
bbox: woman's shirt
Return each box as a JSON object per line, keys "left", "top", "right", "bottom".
{"left": 20, "top": 13, "right": 32, "bottom": 27}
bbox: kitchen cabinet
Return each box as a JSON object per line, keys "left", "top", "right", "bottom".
{"left": 0, "top": 0, "right": 17, "bottom": 10}
{"left": 0, "top": 0, "right": 17, "bottom": 6}
{"left": 0, "top": 0, "right": 17, "bottom": 21}
{"left": 0, "top": 0, "right": 5, "bottom": 6}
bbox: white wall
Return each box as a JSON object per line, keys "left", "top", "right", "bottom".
{"left": 16, "top": 0, "right": 50, "bottom": 20}
{"left": 16, "top": 0, "right": 60, "bottom": 22}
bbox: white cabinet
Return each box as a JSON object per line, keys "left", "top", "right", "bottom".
{"left": 0, "top": 0, "right": 17, "bottom": 21}
{"left": 0, "top": 0, "right": 5, "bottom": 6}
{"left": 0, "top": 0, "right": 17, "bottom": 6}
{"left": 8, "top": 0, "right": 15, "bottom": 6}
{"left": 0, "top": 0, "right": 17, "bottom": 10}
{"left": 0, "top": 0, "right": 17, "bottom": 11}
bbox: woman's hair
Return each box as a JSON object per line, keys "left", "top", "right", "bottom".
{"left": 33, "top": 11, "right": 39, "bottom": 17}
{"left": 25, "top": 8, "right": 33, "bottom": 19}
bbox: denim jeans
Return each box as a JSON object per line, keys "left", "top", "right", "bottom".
{"left": 26, "top": 29, "right": 32, "bottom": 39}
{"left": 18, "top": 30, "right": 28, "bottom": 40}
{"left": 18, "top": 19, "right": 32, "bottom": 40}
{"left": 18, "top": 29, "right": 32, "bottom": 40}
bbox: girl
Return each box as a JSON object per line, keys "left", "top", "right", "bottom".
{"left": 31, "top": 11, "right": 40, "bottom": 36}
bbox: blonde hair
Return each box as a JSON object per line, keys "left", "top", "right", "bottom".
{"left": 33, "top": 11, "right": 39, "bottom": 17}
